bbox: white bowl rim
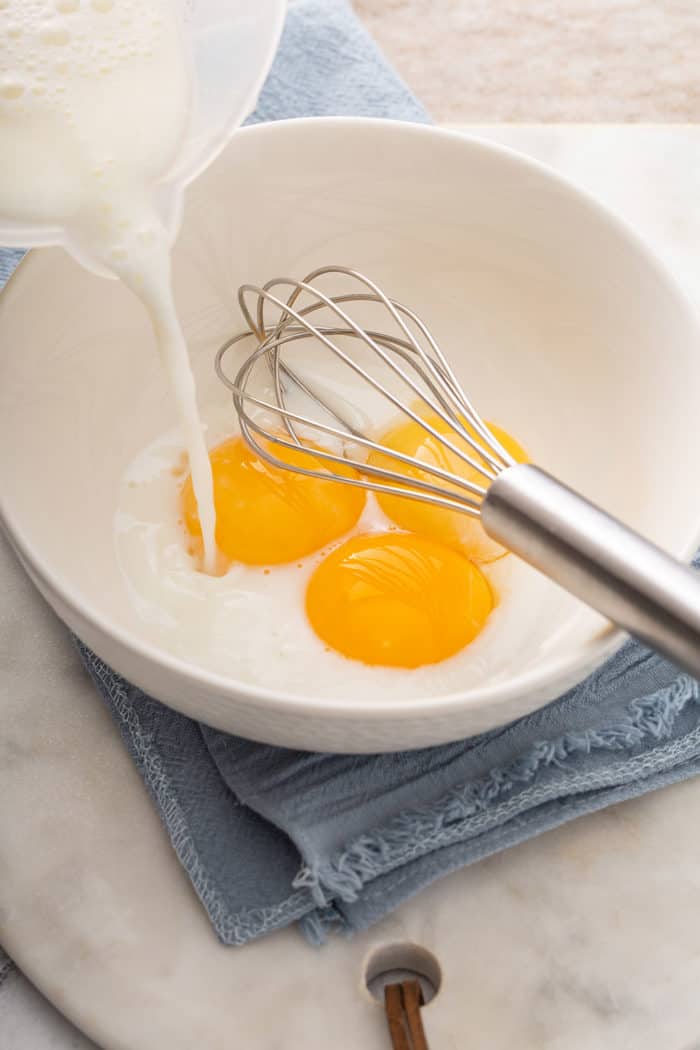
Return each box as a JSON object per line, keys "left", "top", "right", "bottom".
{"left": 2, "top": 115, "right": 700, "bottom": 725}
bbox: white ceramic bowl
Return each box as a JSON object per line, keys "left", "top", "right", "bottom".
{"left": 2, "top": 118, "right": 700, "bottom": 752}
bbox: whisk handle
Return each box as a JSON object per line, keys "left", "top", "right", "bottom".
{"left": 481, "top": 464, "right": 700, "bottom": 679}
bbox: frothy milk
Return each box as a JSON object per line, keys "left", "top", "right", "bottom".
{"left": 0, "top": 0, "right": 217, "bottom": 571}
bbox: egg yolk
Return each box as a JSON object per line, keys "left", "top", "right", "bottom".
{"left": 306, "top": 532, "right": 493, "bottom": 668}
{"left": 368, "top": 411, "right": 528, "bottom": 564}
{"left": 182, "top": 436, "right": 365, "bottom": 566}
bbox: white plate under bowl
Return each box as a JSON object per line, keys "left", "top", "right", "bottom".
{"left": 1, "top": 118, "right": 700, "bottom": 752}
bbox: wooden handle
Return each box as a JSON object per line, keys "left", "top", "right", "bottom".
{"left": 384, "top": 980, "right": 430, "bottom": 1050}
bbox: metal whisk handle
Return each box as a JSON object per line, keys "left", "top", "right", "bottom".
{"left": 482, "top": 464, "right": 700, "bottom": 679}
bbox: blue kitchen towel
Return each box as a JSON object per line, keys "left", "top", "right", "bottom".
{"left": 3, "top": 0, "right": 700, "bottom": 948}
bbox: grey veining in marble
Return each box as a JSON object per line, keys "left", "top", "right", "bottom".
{"left": 2, "top": 125, "right": 700, "bottom": 1050}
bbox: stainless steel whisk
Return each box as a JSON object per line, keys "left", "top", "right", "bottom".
{"left": 216, "top": 265, "right": 700, "bottom": 678}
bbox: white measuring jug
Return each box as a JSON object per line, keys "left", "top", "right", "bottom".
{"left": 0, "top": 0, "right": 286, "bottom": 276}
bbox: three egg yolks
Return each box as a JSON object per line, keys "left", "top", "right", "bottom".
{"left": 182, "top": 417, "right": 526, "bottom": 669}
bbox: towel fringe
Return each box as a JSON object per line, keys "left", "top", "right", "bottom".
{"left": 293, "top": 674, "right": 699, "bottom": 909}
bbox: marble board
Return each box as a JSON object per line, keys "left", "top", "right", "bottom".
{"left": 2, "top": 125, "right": 700, "bottom": 1050}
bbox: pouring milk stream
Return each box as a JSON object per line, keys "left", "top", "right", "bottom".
{"left": 0, "top": 0, "right": 238, "bottom": 573}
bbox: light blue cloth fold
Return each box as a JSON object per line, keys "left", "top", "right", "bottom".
{"left": 3, "top": 0, "right": 700, "bottom": 948}
{"left": 0, "top": 248, "right": 23, "bottom": 285}
{"left": 0, "top": 949, "right": 12, "bottom": 989}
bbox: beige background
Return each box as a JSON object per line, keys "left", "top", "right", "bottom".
{"left": 354, "top": 0, "right": 700, "bottom": 122}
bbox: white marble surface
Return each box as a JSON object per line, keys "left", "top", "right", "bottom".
{"left": 3, "top": 125, "right": 700, "bottom": 1050}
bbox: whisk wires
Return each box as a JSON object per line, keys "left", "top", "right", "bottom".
{"left": 215, "top": 266, "right": 516, "bottom": 518}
